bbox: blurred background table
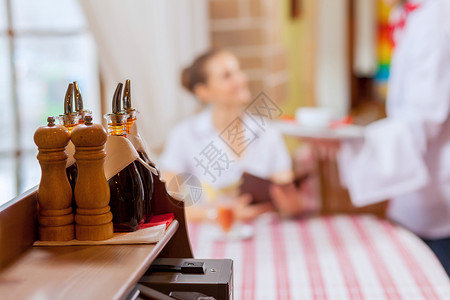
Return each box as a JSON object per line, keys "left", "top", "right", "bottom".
{"left": 188, "top": 214, "right": 450, "bottom": 300}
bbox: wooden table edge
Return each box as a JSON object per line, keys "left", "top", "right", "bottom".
{"left": 0, "top": 220, "right": 180, "bottom": 300}
{"left": 116, "top": 220, "right": 179, "bottom": 299}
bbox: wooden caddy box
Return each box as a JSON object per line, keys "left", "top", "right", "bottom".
{"left": 0, "top": 171, "right": 193, "bottom": 299}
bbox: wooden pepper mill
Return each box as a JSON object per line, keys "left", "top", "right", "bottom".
{"left": 34, "top": 116, "right": 74, "bottom": 241}
{"left": 72, "top": 115, "right": 113, "bottom": 240}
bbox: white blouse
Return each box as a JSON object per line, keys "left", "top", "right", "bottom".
{"left": 158, "top": 107, "right": 292, "bottom": 191}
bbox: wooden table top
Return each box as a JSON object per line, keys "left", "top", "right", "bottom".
{"left": 0, "top": 220, "right": 179, "bottom": 300}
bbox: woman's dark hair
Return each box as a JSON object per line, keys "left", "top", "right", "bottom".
{"left": 181, "top": 49, "right": 223, "bottom": 93}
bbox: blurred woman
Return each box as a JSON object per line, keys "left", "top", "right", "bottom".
{"left": 159, "top": 49, "right": 315, "bottom": 221}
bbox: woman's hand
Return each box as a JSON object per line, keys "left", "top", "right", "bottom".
{"left": 270, "top": 182, "right": 319, "bottom": 218}
{"left": 233, "top": 194, "right": 273, "bottom": 221}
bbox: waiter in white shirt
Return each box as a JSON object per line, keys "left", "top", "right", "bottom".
{"left": 315, "top": 0, "right": 450, "bottom": 276}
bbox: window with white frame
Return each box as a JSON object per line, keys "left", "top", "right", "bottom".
{"left": 0, "top": 0, "right": 100, "bottom": 205}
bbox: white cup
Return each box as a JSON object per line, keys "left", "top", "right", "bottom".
{"left": 295, "top": 107, "right": 335, "bottom": 129}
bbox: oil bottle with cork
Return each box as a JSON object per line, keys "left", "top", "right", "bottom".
{"left": 104, "top": 83, "right": 145, "bottom": 232}
{"left": 123, "top": 79, "right": 154, "bottom": 222}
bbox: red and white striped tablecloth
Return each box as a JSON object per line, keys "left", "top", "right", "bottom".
{"left": 187, "top": 214, "right": 450, "bottom": 300}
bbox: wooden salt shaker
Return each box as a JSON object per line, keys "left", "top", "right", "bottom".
{"left": 72, "top": 115, "right": 113, "bottom": 240}
{"left": 34, "top": 116, "right": 74, "bottom": 241}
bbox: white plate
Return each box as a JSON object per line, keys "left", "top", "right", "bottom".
{"left": 209, "top": 223, "right": 254, "bottom": 241}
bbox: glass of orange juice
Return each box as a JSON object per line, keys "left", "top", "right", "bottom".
{"left": 216, "top": 196, "right": 235, "bottom": 234}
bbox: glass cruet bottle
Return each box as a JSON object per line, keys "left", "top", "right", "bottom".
{"left": 123, "top": 79, "right": 154, "bottom": 222}
{"left": 104, "top": 82, "right": 145, "bottom": 232}
{"left": 73, "top": 81, "right": 92, "bottom": 124}
{"left": 57, "top": 83, "right": 80, "bottom": 211}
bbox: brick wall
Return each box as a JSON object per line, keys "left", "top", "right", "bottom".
{"left": 209, "top": 0, "right": 287, "bottom": 104}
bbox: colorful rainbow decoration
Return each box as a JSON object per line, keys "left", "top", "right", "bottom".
{"left": 375, "top": 0, "right": 395, "bottom": 100}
